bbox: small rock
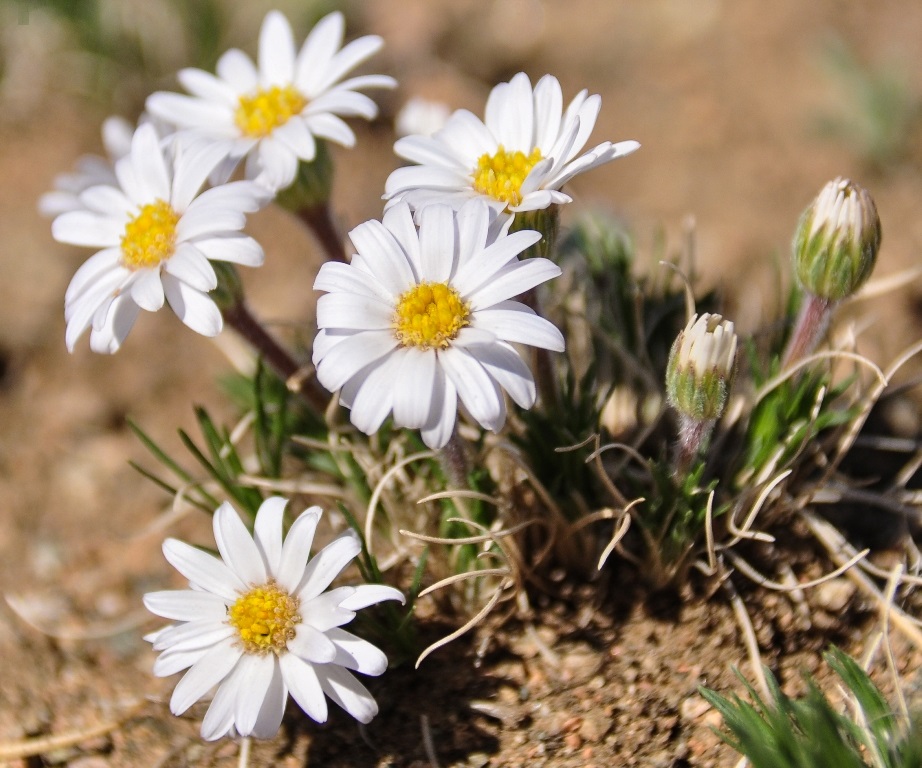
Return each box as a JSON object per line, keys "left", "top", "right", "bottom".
{"left": 813, "top": 578, "right": 856, "bottom": 613}
{"left": 680, "top": 695, "right": 711, "bottom": 722}
{"left": 579, "top": 710, "right": 612, "bottom": 742}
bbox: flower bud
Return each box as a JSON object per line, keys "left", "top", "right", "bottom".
{"left": 793, "top": 177, "right": 881, "bottom": 301}
{"left": 666, "top": 313, "right": 738, "bottom": 422}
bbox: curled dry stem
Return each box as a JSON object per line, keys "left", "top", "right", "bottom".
{"left": 801, "top": 510, "right": 922, "bottom": 648}
{"left": 724, "top": 548, "right": 869, "bottom": 592}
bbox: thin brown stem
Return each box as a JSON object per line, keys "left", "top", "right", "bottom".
{"left": 782, "top": 292, "right": 834, "bottom": 370}
{"left": 296, "top": 203, "right": 346, "bottom": 263}
{"left": 222, "top": 301, "right": 329, "bottom": 411}
{"left": 440, "top": 427, "right": 471, "bottom": 488}
{"left": 674, "top": 413, "right": 714, "bottom": 475}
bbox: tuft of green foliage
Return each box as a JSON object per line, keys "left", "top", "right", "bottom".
{"left": 701, "top": 647, "right": 922, "bottom": 768}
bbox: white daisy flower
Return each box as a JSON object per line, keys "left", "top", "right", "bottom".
{"left": 146, "top": 10, "right": 396, "bottom": 192}
{"left": 384, "top": 72, "right": 640, "bottom": 215}
{"left": 313, "top": 199, "right": 566, "bottom": 449}
{"left": 144, "top": 497, "right": 404, "bottom": 741}
{"left": 38, "top": 116, "right": 134, "bottom": 217}
{"left": 52, "top": 123, "right": 268, "bottom": 354}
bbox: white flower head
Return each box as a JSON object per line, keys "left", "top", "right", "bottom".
{"left": 384, "top": 72, "right": 640, "bottom": 216}
{"left": 312, "top": 199, "right": 566, "bottom": 449}
{"left": 395, "top": 96, "right": 451, "bottom": 138}
{"left": 146, "top": 10, "right": 396, "bottom": 192}
{"left": 38, "top": 116, "right": 134, "bottom": 217}
{"left": 52, "top": 123, "right": 268, "bottom": 354}
{"left": 144, "top": 498, "right": 405, "bottom": 741}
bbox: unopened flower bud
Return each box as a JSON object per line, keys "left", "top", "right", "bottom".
{"left": 793, "top": 177, "right": 881, "bottom": 301}
{"left": 666, "top": 313, "right": 738, "bottom": 422}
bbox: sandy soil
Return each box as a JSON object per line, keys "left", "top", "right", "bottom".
{"left": 1, "top": 0, "right": 922, "bottom": 765}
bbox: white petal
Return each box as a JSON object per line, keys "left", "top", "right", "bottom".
{"left": 338, "top": 584, "right": 405, "bottom": 610}
{"left": 452, "top": 229, "right": 542, "bottom": 296}
{"left": 64, "top": 272, "right": 126, "bottom": 350}
{"left": 302, "top": 112, "right": 355, "bottom": 147}
{"left": 52, "top": 211, "right": 124, "bottom": 247}
{"left": 347, "top": 219, "right": 417, "bottom": 293}
{"left": 315, "top": 292, "right": 394, "bottom": 331}
{"left": 439, "top": 346, "right": 504, "bottom": 431}
{"left": 152, "top": 645, "right": 206, "bottom": 677}
{"left": 200, "top": 660, "right": 246, "bottom": 741}
{"left": 162, "top": 274, "right": 223, "bottom": 336}
{"left": 472, "top": 302, "right": 565, "bottom": 351}
{"left": 253, "top": 138, "right": 298, "bottom": 190}
{"left": 391, "top": 347, "right": 436, "bottom": 430}
{"left": 313, "top": 35, "right": 384, "bottom": 95}
{"left": 171, "top": 140, "right": 236, "bottom": 212}
{"left": 273, "top": 118, "right": 316, "bottom": 160}
{"left": 392, "top": 135, "right": 467, "bottom": 171}
{"left": 276, "top": 507, "right": 321, "bottom": 592}
{"left": 129, "top": 124, "right": 171, "bottom": 201}
{"left": 417, "top": 204, "right": 456, "bottom": 282}
{"left": 328, "top": 628, "right": 388, "bottom": 676}
{"left": 314, "top": 261, "right": 394, "bottom": 302}
{"left": 343, "top": 349, "right": 401, "bottom": 433}
{"left": 129, "top": 269, "right": 165, "bottom": 312}
{"left": 178, "top": 67, "right": 239, "bottom": 105}
{"left": 471, "top": 340, "right": 536, "bottom": 408}
{"left": 435, "top": 109, "right": 497, "bottom": 165}
{"left": 164, "top": 244, "right": 218, "bottom": 292}
{"left": 216, "top": 48, "right": 258, "bottom": 93}
{"left": 306, "top": 89, "right": 377, "bottom": 120}
{"left": 421, "top": 366, "right": 457, "bottom": 449}
{"left": 213, "top": 501, "right": 267, "bottom": 585}
{"left": 533, "top": 74, "right": 563, "bottom": 153}
{"left": 176, "top": 205, "right": 246, "bottom": 241}
{"left": 384, "top": 165, "right": 471, "bottom": 197}
{"left": 170, "top": 636, "right": 241, "bottom": 715}
{"left": 258, "top": 10, "right": 296, "bottom": 86}
{"left": 145, "top": 92, "right": 235, "bottom": 133}
{"left": 468, "top": 258, "right": 561, "bottom": 310}
{"left": 162, "top": 538, "right": 245, "bottom": 599}
{"left": 192, "top": 234, "right": 265, "bottom": 267}
{"left": 514, "top": 189, "right": 570, "bottom": 212}
{"left": 79, "top": 184, "right": 133, "bottom": 216}
{"left": 288, "top": 623, "right": 337, "bottom": 664}
{"left": 296, "top": 531, "right": 361, "bottom": 601}
{"left": 294, "top": 12, "right": 344, "bottom": 95}
{"left": 316, "top": 664, "right": 378, "bottom": 724}
{"left": 253, "top": 497, "right": 288, "bottom": 575}
{"left": 315, "top": 330, "right": 399, "bottom": 391}
{"left": 279, "top": 652, "right": 328, "bottom": 723}
{"left": 89, "top": 295, "right": 140, "bottom": 354}
{"left": 381, "top": 203, "right": 422, "bottom": 275}
{"left": 143, "top": 589, "right": 227, "bottom": 622}
{"left": 64, "top": 247, "right": 123, "bottom": 303}
{"left": 234, "top": 654, "right": 277, "bottom": 736}
{"left": 153, "top": 618, "right": 235, "bottom": 653}
{"left": 485, "top": 72, "right": 534, "bottom": 151}
{"left": 300, "top": 586, "right": 356, "bottom": 632}
{"left": 251, "top": 659, "right": 287, "bottom": 739}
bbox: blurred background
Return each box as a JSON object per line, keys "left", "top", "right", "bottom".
{"left": 1, "top": 0, "right": 921, "bottom": 757}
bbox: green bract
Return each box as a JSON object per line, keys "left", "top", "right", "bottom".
{"left": 793, "top": 177, "right": 882, "bottom": 301}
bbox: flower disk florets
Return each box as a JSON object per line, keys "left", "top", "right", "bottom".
{"left": 394, "top": 282, "right": 470, "bottom": 349}
{"left": 793, "top": 177, "right": 882, "bottom": 302}
{"left": 120, "top": 199, "right": 179, "bottom": 270}
{"left": 228, "top": 581, "right": 300, "bottom": 654}
{"left": 666, "top": 313, "right": 738, "bottom": 422}
{"left": 472, "top": 146, "right": 544, "bottom": 208}
{"left": 235, "top": 85, "right": 308, "bottom": 138}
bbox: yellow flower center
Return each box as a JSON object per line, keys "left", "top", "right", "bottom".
{"left": 471, "top": 145, "right": 543, "bottom": 208}
{"left": 227, "top": 581, "right": 300, "bottom": 655}
{"left": 120, "top": 199, "right": 179, "bottom": 271}
{"left": 235, "top": 85, "right": 307, "bottom": 138}
{"left": 394, "top": 282, "right": 470, "bottom": 349}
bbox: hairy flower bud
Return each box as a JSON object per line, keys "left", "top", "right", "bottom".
{"left": 666, "top": 313, "right": 738, "bottom": 422}
{"left": 793, "top": 177, "right": 882, "bottom": 302}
